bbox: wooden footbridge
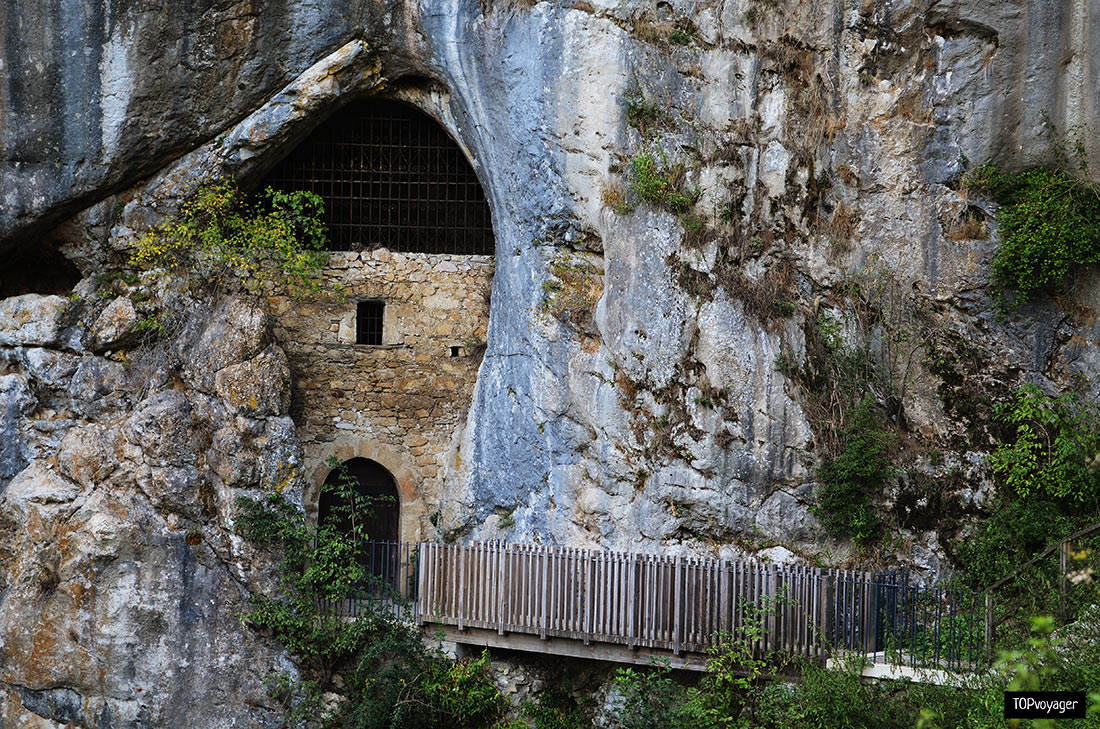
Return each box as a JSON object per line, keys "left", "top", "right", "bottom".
{"left": 339, "top": 541, "right": 987, "bottom": 676}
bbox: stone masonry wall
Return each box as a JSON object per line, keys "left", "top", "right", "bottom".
{"left": 270, "top": 249, "right": 494, "bottom": 541}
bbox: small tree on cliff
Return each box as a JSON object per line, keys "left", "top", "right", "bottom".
{"left": 130, "top": 180, "right": 329, "bottom": 298}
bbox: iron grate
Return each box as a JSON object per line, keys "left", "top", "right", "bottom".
{"left": 263, "top": 99, "right": 494, "bottom": 255}
{"left": 356, "top": 300, "right": 384, "bottom": 345}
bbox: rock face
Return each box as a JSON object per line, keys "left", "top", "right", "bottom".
{"left": 0, "top": 292, "right": 301, "bottom": 728}
{"left": 2, "top": 0, "right": 1100, "bottom": 725}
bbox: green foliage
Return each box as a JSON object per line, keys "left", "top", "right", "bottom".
{"left": 668, "top": 29, "right": 692, "bottom": 45}
{"left": 668, "top": 191, "right": 692, "bottom": 213}
{"left": 630, "top": 154, "right": 671, "bottom": 206}
{"left": 990, "top": 384, "right": 1100, "bottom": 503}
{"left": 238, "top": 460, "right": 510, "bottom": 728}
{"left": 236, "top": 460, "right": 386, "bottom": 675}
{"left": 752, "top": 659, "right": 880, "bottom": 729}
{"left": 135, "top": 313, "right": 166, "bottom": 335}
{"left": 764, "top": 659, "right": 979, "bottom": 729}
{"left": 520, "top": 690, "right": 586, "bottom": 729}
{"left": 131, "top": 180, "right": 329, "bottom": 297}
{"left": 813, "top": 397, "right": 894, "bottom": 543}
{"left": 972, "top": 613, "right": 1100, "bottom": 729}
{"left": 340, "top": 634, "right": 508, "bottom": 729}
{"left": 608, "top": 603, "right": 1100, "bottom": 729}
{"left": 612, "top": 662, "right": 697, "bottom": 729}
{"left": 954, "top": 496, "right": 1070, "bottom": 588}
{"left": 623, "top": 85, "right": 660, "bottom": 134}
{"left": 967, "top": 165, "right": 1100, "bottom": 303}
{"left": 679, "top": 211, "right": 704, "bottom": 233}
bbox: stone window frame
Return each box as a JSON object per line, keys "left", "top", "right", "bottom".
{"left": 355, "top": 299, "right": 385, "bottom": 345}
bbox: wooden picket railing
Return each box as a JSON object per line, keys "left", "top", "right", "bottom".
{"left": 412, "top": 541, "right": 986, "bottom": 671}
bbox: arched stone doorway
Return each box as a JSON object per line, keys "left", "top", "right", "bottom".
{"left": 319, "top": 457, "right": 400, "bottom": 544}
{"left": 307, "top": 440, "right": 425, "bottom": 545}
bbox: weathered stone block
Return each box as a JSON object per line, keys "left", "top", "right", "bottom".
{"left": 91, "top": 296, "right": 140, "bottom": 351}
{"left": 214, "top": 346, "right": 292, "bottom": 418}
{"left": 0, "top": 295, "right": 68, "bottom": 348}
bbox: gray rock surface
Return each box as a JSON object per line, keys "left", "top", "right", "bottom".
{"left": 0, "top": 295, "right": 69, "bottom": 348}
{"left": 2, "top": 0, "right": 1100, "bottom": 724}
{"left": 0, "top": 292, "right": 300, "bottom": 727}
{"left": 91, "top": 296, "right": 140, "bottom": 351}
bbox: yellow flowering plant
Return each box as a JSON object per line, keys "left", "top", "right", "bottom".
{"left": 131, "top": 180, "right": 328, "bottom": 298}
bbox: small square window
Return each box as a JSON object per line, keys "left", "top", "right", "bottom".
{"left": 356, "top": 300, "right": 384, "bottom": 345}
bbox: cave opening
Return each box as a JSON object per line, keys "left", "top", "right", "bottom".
{"left": 0, "top": 243, "right": 82, "bottom": 299}
{"left": 262, "top": 98, "right": 494, "bottom": 255}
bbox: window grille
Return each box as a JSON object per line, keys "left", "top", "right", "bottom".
{"left": 356, "top": 300, "right": 384, "bottom": 345}
{"left": 263, "top": 99, "right": 494, "bottom": 254}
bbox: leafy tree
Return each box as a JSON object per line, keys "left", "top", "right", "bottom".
{"left": 237, "top": 460, "right": 511, "bottom": 728}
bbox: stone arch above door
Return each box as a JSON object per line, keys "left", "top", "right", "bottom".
{"left": 306, "top": 439, "right": 424, "bottom": 543}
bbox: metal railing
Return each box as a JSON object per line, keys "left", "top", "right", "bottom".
{"left": 319, "top": 540, "right": 419, "bottom": 619}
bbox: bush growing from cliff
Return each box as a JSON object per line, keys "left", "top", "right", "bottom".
{"left": 955, "top": 384, "right": 1100, "bottom": 607}
{"left": 989, "top": 384, "right": 1100, "bottom": 504}
{"left": 131, "top": 180, "right": 328, "bottom": 297}
{"left": 630, "top": 153, "right": 671, "bottom": 205}
{"left": 966, "top": 165, "right": 1100, "bottom": 303}
{"left": 812, "top": 397, "right": 894, "bottom": 543}
{"left": 237, "top": 460, "right": 512, "bottom": 728}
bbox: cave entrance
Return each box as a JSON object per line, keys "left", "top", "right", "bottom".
{"left": 320, "top": 458, "right": 401, "bottom": 592}
{"left": 0, "top": 243, "right": 82, "bottom": 299}
{"left": 262, "top": 98, "right": 494, "bottom": 254}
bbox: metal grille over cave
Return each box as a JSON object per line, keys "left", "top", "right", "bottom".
{"left": 263, "top": 99, "right": 494, "bottom": 254}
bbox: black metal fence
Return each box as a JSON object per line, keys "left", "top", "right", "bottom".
{"left": 263, "top": 99, "right": 495, "bottom": 254}
{"left": 833, "top": 571, "right": 984, "bottom": 672}
{"left": 320, "top": 540, "right": 420, "bottom": 619}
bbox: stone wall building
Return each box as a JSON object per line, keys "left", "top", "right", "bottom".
{"left": 271, "top": 249, "right": 493, "bottom": 542}
{"left": 262, "top": 96, "right": 496, "bottom": 543}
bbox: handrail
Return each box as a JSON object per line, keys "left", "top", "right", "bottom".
{"left": 986, "top": 521, "right": 1100, "bottom": 591}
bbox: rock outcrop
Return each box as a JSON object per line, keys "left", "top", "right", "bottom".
{"left": 0, "top": 291, "right": 300, "bottom": 727}
{"left": 2, "top": 0, "right": 1100, "bottom": 724}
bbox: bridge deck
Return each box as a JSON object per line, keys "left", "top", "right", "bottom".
{"left": 340, "top": 540, "right": 987, "bottom": 675}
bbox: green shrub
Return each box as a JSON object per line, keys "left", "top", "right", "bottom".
{"left": 668, "top": 29, "right": 692, "bottom": 45}
{"left": 237, "top": 460, "right": 510, "bottom": 728}
{"left": 131, "top": 180, "right": 328, "bottom": 297}
{"left": 236, "top": 460, "right": 393, "bottom": 675}
{"left": 990, "top": 384, "right": 1100, "bottom": 503}
{"left": 668, "top": 191, "right": 692, "bottom": 213}
{"left": 954, "top": 497, "right": 1080, "bottom": 590}
{"left": 521, "top": 690, "right": 586, "bottom": 729}
{"left": 612, "top": 662, "right": 698, "bottom": 729}
{"left": 813, "top": 397, "right": 894, "bottom": 543}
{"left": 630, "top": 154, "right": 671, "bottom": 206}
{"left": 968, "top": 165, "right": 1100, "bottom": 302}
{"left": 623, "top": 87, "right": 660, "bottom": 133}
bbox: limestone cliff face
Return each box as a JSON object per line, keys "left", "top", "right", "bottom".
{"left": 2, "top": 0, "right": 1100, "bottom": 725}
{"left": 0, "top": 291, "right": 302, "bottom": 727}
